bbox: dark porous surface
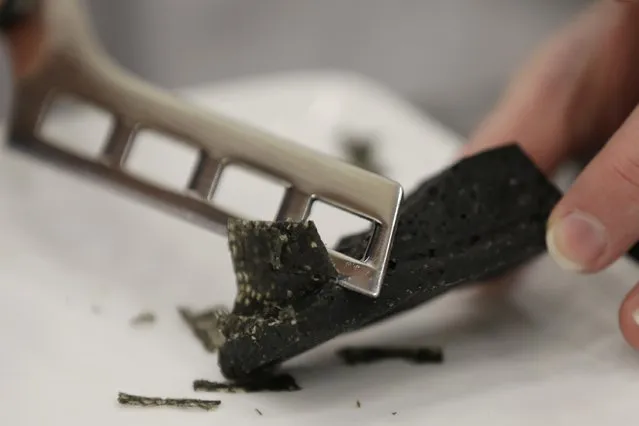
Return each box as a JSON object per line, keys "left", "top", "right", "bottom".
{"left": 217, "top": 145, "right": 563, "bottom": 379}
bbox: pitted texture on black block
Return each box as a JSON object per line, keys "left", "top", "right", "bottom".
{"left": 227, "top": 220, "right": 339, "bottom": 317}
{"left": 217, "top": 145, "right": 563, "bottom": 379}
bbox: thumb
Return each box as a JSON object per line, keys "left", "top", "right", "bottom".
{"left": 546, "top": 106, "right": 639, "bottom": 273}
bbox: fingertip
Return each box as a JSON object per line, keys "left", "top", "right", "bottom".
{"left": 456, "top": 140, "right": 486, "bottom": 161}
{"left": 545, "top": 210, "right": 609, "bottom": 273}
{"left": 619, "top": 281, "right": 639, "bottom": 350}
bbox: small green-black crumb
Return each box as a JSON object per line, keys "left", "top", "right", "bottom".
{"left": 356, "top": 400, "right": 361, "bottom": 408}
{"left": 255, "top": 408, "right": 263, "bottom": 415}
{"left": 129, "top": 311, "right": 156, "bottom": 326}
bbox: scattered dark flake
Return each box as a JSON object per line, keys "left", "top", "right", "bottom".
{"left": 392, "top": 412, "right": 397, "bottom": 416}
{"left": 255, "top": 408, "right": 263, "bottom": 416}
{"left": 117, "top": 392, "right": 220, "bottom": 411}
{"left": 193, "top": 373, "right": 300, "bottom": 393}
{"left": 337, "top": 346, "right": 443, "bottom": 365}
{"left": 217, "top": 145, "right": 566, "bottom": 380}
{"left": 130, "top": 311, "right": 156, "bottom": 326}
{"left": 179, "top": 306, "right": 229, "bottom": 353}
{"left": 340, "top": 133, "right": 385, "bottom": 175}
{"left": 356, "top": 400, "right": 361, "bottom": 408}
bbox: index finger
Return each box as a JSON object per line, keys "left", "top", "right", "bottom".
{"left": 461, "top": 2, "right": 607, "bottom": 174}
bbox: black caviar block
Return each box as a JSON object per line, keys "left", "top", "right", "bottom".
{"left": 218, "top": 144, "right": 563, "bottom": 379}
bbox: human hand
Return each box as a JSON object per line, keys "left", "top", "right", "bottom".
{"left": 461, "top": 0, "right": 639, "bottom": 349}
{"left": 1, "top": 0, "right": 43, "bottom": 77}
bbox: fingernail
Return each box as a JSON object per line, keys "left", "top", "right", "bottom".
{"left": 619, "top": 283, "right": 639, "bottom": 350}
{"left": 633, "top": 309, "right": 639, "bottom": 327}
{"left": 546, "top": 211, "right": 608, "bottom": 272}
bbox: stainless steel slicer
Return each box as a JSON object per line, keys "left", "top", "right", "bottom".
{"left": 5, "top": 0, "right": 404, "bottom": 297}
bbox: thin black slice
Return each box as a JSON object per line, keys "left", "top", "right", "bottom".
{"left": 217, "top": 144, "right": 563, "bottom": 379}
{"left": 117, "top": 392, "right": 221, "bottom": 411}
{"left": 336, "top": 346, "right": 444, "bottom": 365}
{"left": 193, "top": 374, "right": 301, "bottom": 393}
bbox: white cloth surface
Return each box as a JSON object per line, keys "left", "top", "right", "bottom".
{"left": 0, "top": 72, "right": 638, "bottom": 425}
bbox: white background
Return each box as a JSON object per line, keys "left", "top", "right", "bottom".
{"left": 1, "top": 72, "right": 638, "bottom": 425}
